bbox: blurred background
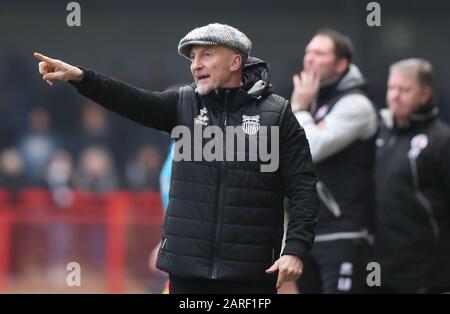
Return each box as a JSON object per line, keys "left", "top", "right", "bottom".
{"left": 0, "top": 0, "right": 449, "bottom": 293}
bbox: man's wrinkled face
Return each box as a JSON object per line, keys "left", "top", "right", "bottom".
{"left": 303, "top": 35, "right": 341, "bottom": 82}
{"left": 387, "top": 70, "right": 431, "bottom": 122}
{"left": 189, "top": 45, "right": 240, "bottom": 95}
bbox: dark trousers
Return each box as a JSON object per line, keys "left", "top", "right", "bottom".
{"left": 297, "top": 238, "right": 370, "bottom": 294}
{"left": 169, "top": 275, "right": 277, "bottom": 294}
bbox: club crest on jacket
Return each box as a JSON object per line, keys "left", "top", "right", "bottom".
{"left": 314, "top": 105, "right": 329, "bottom": 121}
{"left": 194, "top": 107, "right": 209, "bottom": 126}
{"left": 242, "top": 114, "right": 260, "bottom": 135}
{"left": 408, "top": 133, "right": 428, "bottom": 159}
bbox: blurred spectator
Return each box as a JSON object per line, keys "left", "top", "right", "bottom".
{"left": 0, "top": 148, "right": 25, "bottom": 191}
{"left": 45, "top": 150, "right": 75, "bottom": 284}
{"left": 72, "top": 101, "right": 115, "bottom": 152}
{"left": 18, "top": 106, "right": 60, "bottom": 186}
{"left": 74, "top": 146, "right": 118, "bottom": 270}
{"left": 74, "top": 146, "right": 118, "bottom": 192}
{"left": 159, "top": 142, "right": 174, "bottom": 210}
{"left": 125, "top": 144, "right": 162, "bottom": 191}
{"left": 46, "top": 150, "right": 75, "bottom": 206}
{"left": 70, "top": 101, "right": 126, "bottom": 184}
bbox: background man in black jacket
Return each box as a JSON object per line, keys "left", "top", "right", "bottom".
{"left": 33, "top": 23, "right": 319, "bottom": 294}
{"left": 375, "top": 58, "right": 450, "bottom": 293}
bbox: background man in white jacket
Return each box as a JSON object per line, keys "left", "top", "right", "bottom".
{"left": 291, "top": 29, "right": 377, "bottom": 293}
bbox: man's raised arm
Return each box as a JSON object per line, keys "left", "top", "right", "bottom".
{"left": 34, "top": 52, "right": 177, "bottom": 133}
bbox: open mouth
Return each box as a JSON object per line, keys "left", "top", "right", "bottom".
{"left": 197, "top": 74, "right": 210, "bottom": 83}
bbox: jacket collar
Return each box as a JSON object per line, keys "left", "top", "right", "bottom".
{"left": 381, "top": 102, "right": 439, "bottom": 131}
{"left": 318, "top": 64, "right": 368, "bottom": 102}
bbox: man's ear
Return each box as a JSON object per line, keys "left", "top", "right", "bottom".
{"left": 419, "top": 86, "right": 433, "bottom": 104}
{"left": 230, "top": 54, "right": 243, "bottom": 72}
{"left": 336, "top": 58, "right": 349, "bottom": 75}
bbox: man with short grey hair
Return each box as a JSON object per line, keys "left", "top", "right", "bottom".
{"left": 34, "top": 23, "right": 319, "bottom": 294}
{"left": 375, "top": 58, "right": 450, "bottom": 293}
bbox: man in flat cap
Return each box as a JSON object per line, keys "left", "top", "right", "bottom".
{"left": 34, "top": 23, "right": 319, "bottom": 294}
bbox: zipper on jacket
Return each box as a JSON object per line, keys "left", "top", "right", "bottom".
{"left": 408, "top": 156, "right": 440, "bottom": 241}
{"left": 158, "top": 238, "right": 167, "bottom": 256}
{"left": 316, "top": 181, "right": 342, "bottom": 218}
{"left": 387, "top": 134, "right": 397, "bottom": 148}
{"left": 210, "top": 90, "right": 229, "bottom": 279}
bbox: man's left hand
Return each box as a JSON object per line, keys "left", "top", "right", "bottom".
{"left": 265, "top": 255, "right": 304, "bottom": 289}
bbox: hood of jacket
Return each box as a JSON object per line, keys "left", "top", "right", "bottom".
{"left": 191, "top": 57, "right": 273, "bottom": 110}
{"left": 318, "top": 64, "right": 368, "bottom": 100}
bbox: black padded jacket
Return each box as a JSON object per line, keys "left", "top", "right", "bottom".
{"left": 70, "top": 57, "right": 319, "bottom": 283}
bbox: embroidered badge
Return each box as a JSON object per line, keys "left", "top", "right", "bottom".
{"left": 242, "top": 115, "right": 260, "bottom": 135}
{"left": 194, "top": 107, "right": 209, "bottom": 126}
{"left": 408, "top": 134, "right": 428, "bottom": 159}
{"left": 315, "top": 105, "right": 329, "bottom": 120}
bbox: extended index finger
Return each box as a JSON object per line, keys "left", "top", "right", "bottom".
{"left": 34, "top": 52, "right": 56, "bottom": 64}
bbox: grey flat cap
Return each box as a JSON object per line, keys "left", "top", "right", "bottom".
{"left": 178, "top": 23, "right": 252, "bottom": 60}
